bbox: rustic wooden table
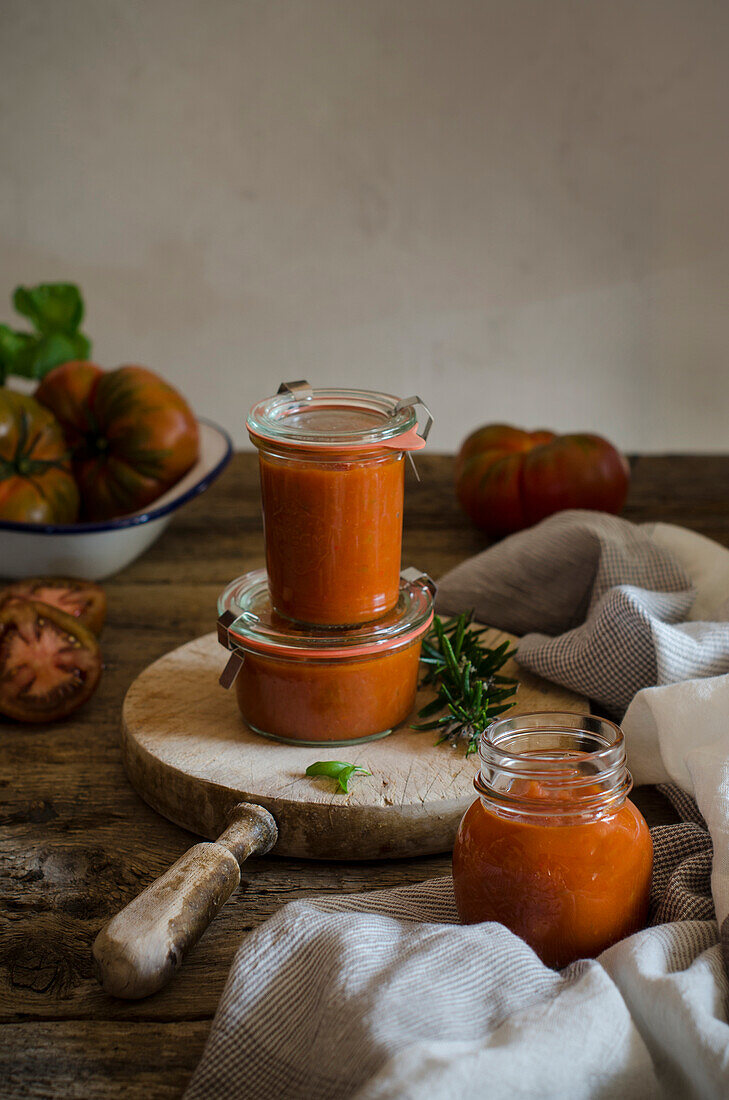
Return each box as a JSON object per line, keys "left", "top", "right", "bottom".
{"left": 2, "top": 453, "right": 728, "bottom": 1098}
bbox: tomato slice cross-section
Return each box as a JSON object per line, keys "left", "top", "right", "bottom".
{"left": 0, "top": 600, "right": 102, "bottom": 722}
{"left": 1, "top": 577, "right": 106, "bottom": 635}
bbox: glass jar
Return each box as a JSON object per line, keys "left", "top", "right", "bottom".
{"left": 217, "top": 567, "right": 434, "bottom": 745}
{"left": 452, "top": 713, "right": 653, "bottom": 969}
{"left": 247, "top": 383, "right": 432, "bottom": 627}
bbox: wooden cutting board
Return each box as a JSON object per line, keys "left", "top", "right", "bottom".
{"left": 121, "top": 628, "right": 587, "bottom": 860}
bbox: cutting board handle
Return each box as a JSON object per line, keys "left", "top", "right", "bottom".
{"left": 92, "top": 802, "right": 278, "bottom": 999}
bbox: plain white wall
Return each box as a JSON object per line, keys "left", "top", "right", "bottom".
{"left": 2, "top": 0, "right": 728, "bottom": 452}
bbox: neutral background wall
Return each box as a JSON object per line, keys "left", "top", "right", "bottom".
{"left": 2, "top": 0, "right": 728, "bottom": 452}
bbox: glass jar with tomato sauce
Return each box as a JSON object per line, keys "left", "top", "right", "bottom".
{"left": 217, "top": 567, "right": 434, "bottom": 745}
{"left": 247, "top": 383, "right": 432, "bottom": 627}
{"left": 453, "top": 713, "right": 653, "bottom": 969}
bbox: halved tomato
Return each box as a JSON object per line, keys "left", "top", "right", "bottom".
{"left": 0, "top": 599, "right": 102, "bottom": 722}
{"left": 1, "top": 577, "right": 106, "bottom": 635}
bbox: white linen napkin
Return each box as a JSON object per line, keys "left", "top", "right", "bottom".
{"left": 185, "top": 834, "right": 724, "bottom": 1100}
{"left": 185, "top": 511, "right": 729, "bottom": 1100}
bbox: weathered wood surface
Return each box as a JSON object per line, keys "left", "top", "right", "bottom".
{"left": 2, "top": 452, "right": 727, "bottom": 1099}
{"left": 121, "top": 628, "right": 586, "bottom": 858}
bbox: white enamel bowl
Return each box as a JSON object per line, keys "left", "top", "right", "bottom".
{"left": 0, "top": 420, "right": 233, "bottom": 581}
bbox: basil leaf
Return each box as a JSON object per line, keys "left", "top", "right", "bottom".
{"left": 15, "top": 332, "right": 80, "bottom": 380}
{"left": 70, "top": 331, "right": 91, "bottom": 359}
{"left": 336, "top": 765, "right": 357, "bottom": 792}
{"left": 0, "top": 325, "right": 34, "bottom": 384}
{"left": 1, "top": 283, "right": 92, "bottom": 383}
{"left": 305, "top": 760, "right": 352, "bottom": 778}
{"left": 13, "top": 283, "right": 84, "bottom": 335}
{"left": 305, "top": 760, "right": 372, "bottom": 793}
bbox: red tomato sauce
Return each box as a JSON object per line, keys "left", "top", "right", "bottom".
{"left": 259, "top": 448, "right": 404, "bottom": 626}
{"left": 453, "top": 785, "right": 653, "bottom": 969}
{"left": 235, "top": 638, "right": 422, "bottom": 743}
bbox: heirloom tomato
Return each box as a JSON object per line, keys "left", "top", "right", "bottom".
{"left": 1, "top": 577, "right": 106, "bottom": 635}
{"left": 455, "top": 423, "right": 629, "bottom": 537}
{"left": 0, "top": 390, "right": 79, "bottom": 524}
{"left": 0, "top": 598, "right": 102, "bottom": 722}
{"left": 36, "top": 361, "right": 199, "bottom": 521}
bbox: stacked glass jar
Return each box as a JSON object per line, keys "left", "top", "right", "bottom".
{"left": 216, "top": 382, "right": 435, "bottom": 745}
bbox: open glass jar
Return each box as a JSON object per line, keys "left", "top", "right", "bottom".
{"left": 247, "top": 383, "right": 432, "bottom": 628}
{"left": 217, "top": 567, "right": 434, "bottom": 745}
{"left": 452, "top": 713, "right": 653, "bottom": 969}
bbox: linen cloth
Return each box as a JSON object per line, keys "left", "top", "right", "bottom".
{"left": 186, "top": 511, "right": 729, "bottom": 1100}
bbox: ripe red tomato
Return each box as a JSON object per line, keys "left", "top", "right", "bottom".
{"left": 455, "top": 424, "right": 630, "bottom": 537}
{"left": 0, "top": 390, "right": 80, "bottom": 524}
{"left": 36, "top": 361, "right": 199, "bottom": 521}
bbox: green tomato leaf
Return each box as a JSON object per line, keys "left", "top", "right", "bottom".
{"left": 13, "top": 283, "right": 84, "bottom": 335}
{"left": 305, "top": 760, "right": 372, "bottom": 793}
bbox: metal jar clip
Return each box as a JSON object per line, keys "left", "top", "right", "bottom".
{"left": 217, "top": 610, "right": 245, "bottom": 688}
{"left": 399, "top": 567, "right": 437, "bottom": 600}
{"left": 392, "top": 395, "right": 433, "bottom": 481}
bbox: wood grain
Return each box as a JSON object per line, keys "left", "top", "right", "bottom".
{"left": 0, "top": 1021, "right": 210, "bottom": 1099}
{"left": 121, "top": 629, "right": 586, "bottom": 858}
{"left": 2, "top": 452, "right": 726, "bottom": 1098}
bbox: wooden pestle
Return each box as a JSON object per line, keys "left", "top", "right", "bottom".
{"left": 92, "top": 802, "right": 278, "bottom": 999}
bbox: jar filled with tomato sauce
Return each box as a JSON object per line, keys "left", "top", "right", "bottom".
{"left": 453, "top": 713, "right": 653, "bottom": 969}
{"left": 247, "top": 382, "right": 432, "bottom": 627}
{"left": 217, "top": 567, "right": 434, "bottom": 745}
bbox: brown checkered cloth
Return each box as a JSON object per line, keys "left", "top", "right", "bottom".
{"left": 186, "top": 512, "right": 729, "bottom": 1099}
{"left": 435, "top": 510, "right": 729, "bottom": 715}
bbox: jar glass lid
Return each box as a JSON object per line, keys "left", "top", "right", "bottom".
{"left": 218, "top": 568, "right": 435, "bottom": 658}
{"left": 247, "top": 382, "right": 431, "bottom": 451}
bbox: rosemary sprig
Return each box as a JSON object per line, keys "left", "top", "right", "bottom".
{"left": 412, "top": 611, "right": 518, "bottom": 755}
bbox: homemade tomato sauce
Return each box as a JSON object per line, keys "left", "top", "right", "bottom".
{"left": 217, "top": 567, "right": 434, "bottom": 744}
{"left": 235, "top": 638, "right": 422, "bottom": 743}
{"left": 453, "top": 779, "right": 653, "bottom": 969}
{"left": 259, "top": 447, "right": 404, "bottom": 626}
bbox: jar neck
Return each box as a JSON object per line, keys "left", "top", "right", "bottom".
{"left": 476, "top": 713, "right": 633, "bottom": 823}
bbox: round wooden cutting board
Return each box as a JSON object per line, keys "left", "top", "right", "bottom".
{"left": 121, "top": 628, "right": 587, "bottom": 860}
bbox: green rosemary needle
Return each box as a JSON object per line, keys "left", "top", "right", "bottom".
{"left": 412, "top": 611, "right": 518, "bottom": 755}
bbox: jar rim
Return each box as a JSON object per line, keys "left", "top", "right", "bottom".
{"left": 475, "top": 712, "right": 632, "bottom": 817}
{"left": 247, "top": 386, "right": 420, "bottom": 449}
{"left": 217, "top": 568, "right": 434, "bottom": 659}
{"left": 481, "top": 712, "right": 625, "bottom": 766}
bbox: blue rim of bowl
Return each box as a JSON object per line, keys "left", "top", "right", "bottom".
{"left": 0, "top": 418, "right": 234, "bottom": 535}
